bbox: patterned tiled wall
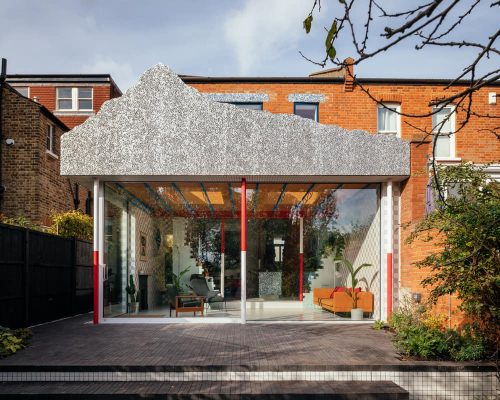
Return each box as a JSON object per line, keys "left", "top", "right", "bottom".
{"left": 1, "top": 370, "right": 496, "bottom": 399}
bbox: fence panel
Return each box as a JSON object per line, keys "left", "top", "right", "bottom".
{"left": 0, "top": 224, "right": 25, "bottom": 328}
{"left": 0, "top": 223, "right": 93, "bottom": 328}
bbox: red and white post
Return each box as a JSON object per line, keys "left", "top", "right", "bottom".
{"left": 299, "top": 216, "right": 304, "bottom": 301}
{"left": 92, "top": 178, "right": 99, "bottom": 325}
{"left": 386, "top": 180, "right": 393, "bottom": 320}
{"left": 240, "top": 178, "right": 247, "bottom": 324}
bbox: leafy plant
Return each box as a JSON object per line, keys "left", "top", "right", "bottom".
{"left": 125, "top": 274, "right": 138, "bottom": 303}
{"left": 372, "top": 320, "right": 385, "bottom": 330}
{"left": 334, "top": 256, "right": 371, "bottom": 309}
{"left": 390, "top": 301, "right": 488, "bottom": 361}
{"left": 407, "top": 163, "right": 500, "bottom": 351}
{"left": 173, "top": 266, "right": 192, "bottom": 293}
{"left": 0, "top": 328, "right": 32, "bottom": 358}
{"left": 0, "top": 214, "right": 44, "bottom": 231}
{"left": 49, "top": 210, "right": 93, "bottom": 241}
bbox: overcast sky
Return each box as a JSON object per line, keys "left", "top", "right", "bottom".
{"left": 1, "top": 0, "right": 497, "bottom": 91}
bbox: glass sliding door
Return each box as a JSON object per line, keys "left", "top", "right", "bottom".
{"left": 246, "top": 183, "right": 381, "bottom": 321}
{"left": 103, "top": 182, "right": 241, "bottom": 319}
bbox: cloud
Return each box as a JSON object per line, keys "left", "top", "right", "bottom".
{"left": 223, "top": 0, "right": 317, "bottom": 75}
{"left": 82, "top": 56, "right": 135, "bottom": 91}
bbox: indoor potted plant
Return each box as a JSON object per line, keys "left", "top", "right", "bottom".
{"left": 334, "top": 257, "right": 371, "bottom": 320}
{"left": 126, "top": 274, "right": 140, "bottom": 314}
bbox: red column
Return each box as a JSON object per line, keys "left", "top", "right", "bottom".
{"left": 387, "top": 252, "right": 393, "bottom": 318}
{"left": 93, "top": 250, "right": 99, "bottom": 324}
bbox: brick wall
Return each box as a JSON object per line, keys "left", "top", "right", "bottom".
{"left": 189, "top": 79, "right": 499, "bottom": 317}
{"left": 0, "top": 85, "right": 88, "bottom": 226}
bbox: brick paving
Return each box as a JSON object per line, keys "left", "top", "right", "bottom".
{"left": 0, "top": 314, "right": 402, "bottom": 367}
{"left": 0, "top": 314, "right": 489, "bottom": 370}
{"left": 0, "top": 381, "right": 409, "bottom": 399}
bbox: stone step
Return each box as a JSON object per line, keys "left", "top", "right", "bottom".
{"left": 0, "top": 380, "right": 409, "bottom": 399}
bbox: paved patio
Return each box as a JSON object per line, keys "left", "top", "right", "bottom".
{"left": 0, "top": 314, "right": 405, "bottom": 368}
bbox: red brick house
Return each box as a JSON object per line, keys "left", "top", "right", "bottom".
{"left": 58, "top": 63, "right": 498, "bottom": 326}
{"left": 182, "top": 64, "right": 500, "bottom": 321}
{"left": 6, "top": 73, "right": 121, "bottom": 129}
{"left": 0, "top": 61, "right": 122, "bottom": 225}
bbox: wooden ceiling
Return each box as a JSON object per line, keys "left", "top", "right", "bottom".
{"left": 112, "top": 182, "right": 372, "bottom": 219}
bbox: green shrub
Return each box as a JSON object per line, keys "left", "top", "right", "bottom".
{"left": 0, "top": 215, "right": 44, "bottom": 231}
{"left": 0, "top": 328, "right": 32, "bottom": 357}
{"left": 390, "top": 302, "right": 489, "bottom": 361}
{"left": 49, "top": 210, "right": 93, "bottom": 241}
{"left": 372, "top": 320, "right": 385, "bottom": 330}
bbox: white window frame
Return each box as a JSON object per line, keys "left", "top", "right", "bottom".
{"left": 432, "top": 104, "right": 456, "bottom": 160}
{"left": 377, "top": 103, "right": 401, "bottom": 137}
{"left": 46, "top": 124, "right": 58, "bottom": 158}
{"left": 56, "top": 87, "right": 93, "bottom": 111}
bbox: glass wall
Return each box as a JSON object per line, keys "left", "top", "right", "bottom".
{"left": 245, "top": 183, "right": 380, "bottom": 320}
{"left": 103, "top": 182, "right": 380, "bottom": 320}
{"left": 103, "top": 182, "right": 241, "bottom": 318}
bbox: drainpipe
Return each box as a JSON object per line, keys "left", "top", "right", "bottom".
{"left": 0, "top": 58, "right": 7, "bottom": 205}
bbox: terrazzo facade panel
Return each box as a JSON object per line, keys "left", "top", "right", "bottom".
{"left": 60, "top": 64, "right": 410, "bottom": 178}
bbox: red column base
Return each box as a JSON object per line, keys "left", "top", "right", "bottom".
{"left": 93, "top": 250, "right": 99, "bottom": 325}
{"left": 387, "top": 252, "right": 393, "bottom": 320}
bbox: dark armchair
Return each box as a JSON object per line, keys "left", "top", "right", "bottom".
{"left": 189, "top": 277, "right": 227, "bottom": 312}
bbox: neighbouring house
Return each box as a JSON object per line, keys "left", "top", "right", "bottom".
{"left": 59, "top": 62, "right": 498, "bottom": 325}
{"left": 0, "top": 60, "right": 122, "bottom": 225}
{"left": 6, "top": 72, "right": 122, "bottom": 129}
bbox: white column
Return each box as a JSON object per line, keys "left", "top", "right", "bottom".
{"left": 387, "top": 181, "right": 393, "bottom": 254}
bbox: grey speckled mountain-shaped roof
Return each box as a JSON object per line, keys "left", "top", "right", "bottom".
{"left": 61, "top": 64, "right": 409, "bottom": 182}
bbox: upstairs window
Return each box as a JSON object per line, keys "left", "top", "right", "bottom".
{"left": 56, "top": 87, "right": 93, "bottom": 111}
{"left": 231, "top": 102, "right": 263, "bottom": 110}
{"left": 46, "top": 124, "right": 55, "bottom": 154}
{"left": 377, "top": 104, "right": 400, "bottom": 136}
{"left": 16, "top": 87, "right": 29, "bottom": 97}
{"left": 294, "top": 103, "right": 318, "bottom": 121}
{"left": 78, "top": 88, "right": 92, "bottom": 110}
{"left": 432, "top": 106, "right": 455, "bottom": 159}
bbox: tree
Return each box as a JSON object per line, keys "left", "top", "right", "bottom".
{"left": 406, "top": 163, "right": 500, "bottom": 349}
{"left": 302, "top": 0, "right": 499, "bottom": 199}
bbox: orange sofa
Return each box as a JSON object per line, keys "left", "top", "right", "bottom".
{"left": 313, "top": 287, "right": 374, "bottom": 313}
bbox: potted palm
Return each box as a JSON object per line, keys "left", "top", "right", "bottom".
{"left": 335, "top": 257, "right": 371, "bottom": 320}
{"left": 126, "top": 274, "right": 140, "bottom": 314}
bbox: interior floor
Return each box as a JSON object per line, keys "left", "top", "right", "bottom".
{"left": 109, "top": 301, "right": 374, "bottom": 321}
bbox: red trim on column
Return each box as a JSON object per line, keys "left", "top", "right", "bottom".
{"left": 93, "top": 250, "right": 99, "bottom": 325}
{"left": 221, "top": 219, "right": 225, "bottom": 253}
{"left": 299, "top": 253, "right": 304, "bottom": 301}
{"left": 387, "top": 252, "right": 393, "bottom": 319}
{"left": 240, "top": 179, "right": 246, "bottom": 251}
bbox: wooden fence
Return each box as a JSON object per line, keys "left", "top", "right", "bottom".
{"left": 0, "top": 223, "right": 93, "bottom": 328}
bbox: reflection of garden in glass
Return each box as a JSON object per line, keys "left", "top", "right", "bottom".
{"left": 102, "top": 182, "right": 380, "bottom": 320}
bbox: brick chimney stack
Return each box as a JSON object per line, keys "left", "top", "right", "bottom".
{"left": 343, "top": 57, "right": 354, "bottom": 92}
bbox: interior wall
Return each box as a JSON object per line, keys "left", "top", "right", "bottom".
{"left": 172, "top": 217, "right": 200, "bottom": 291}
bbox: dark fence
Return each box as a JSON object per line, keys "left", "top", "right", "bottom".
{"left": 0, "top": 223, "right": 93, "bottom": 328}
